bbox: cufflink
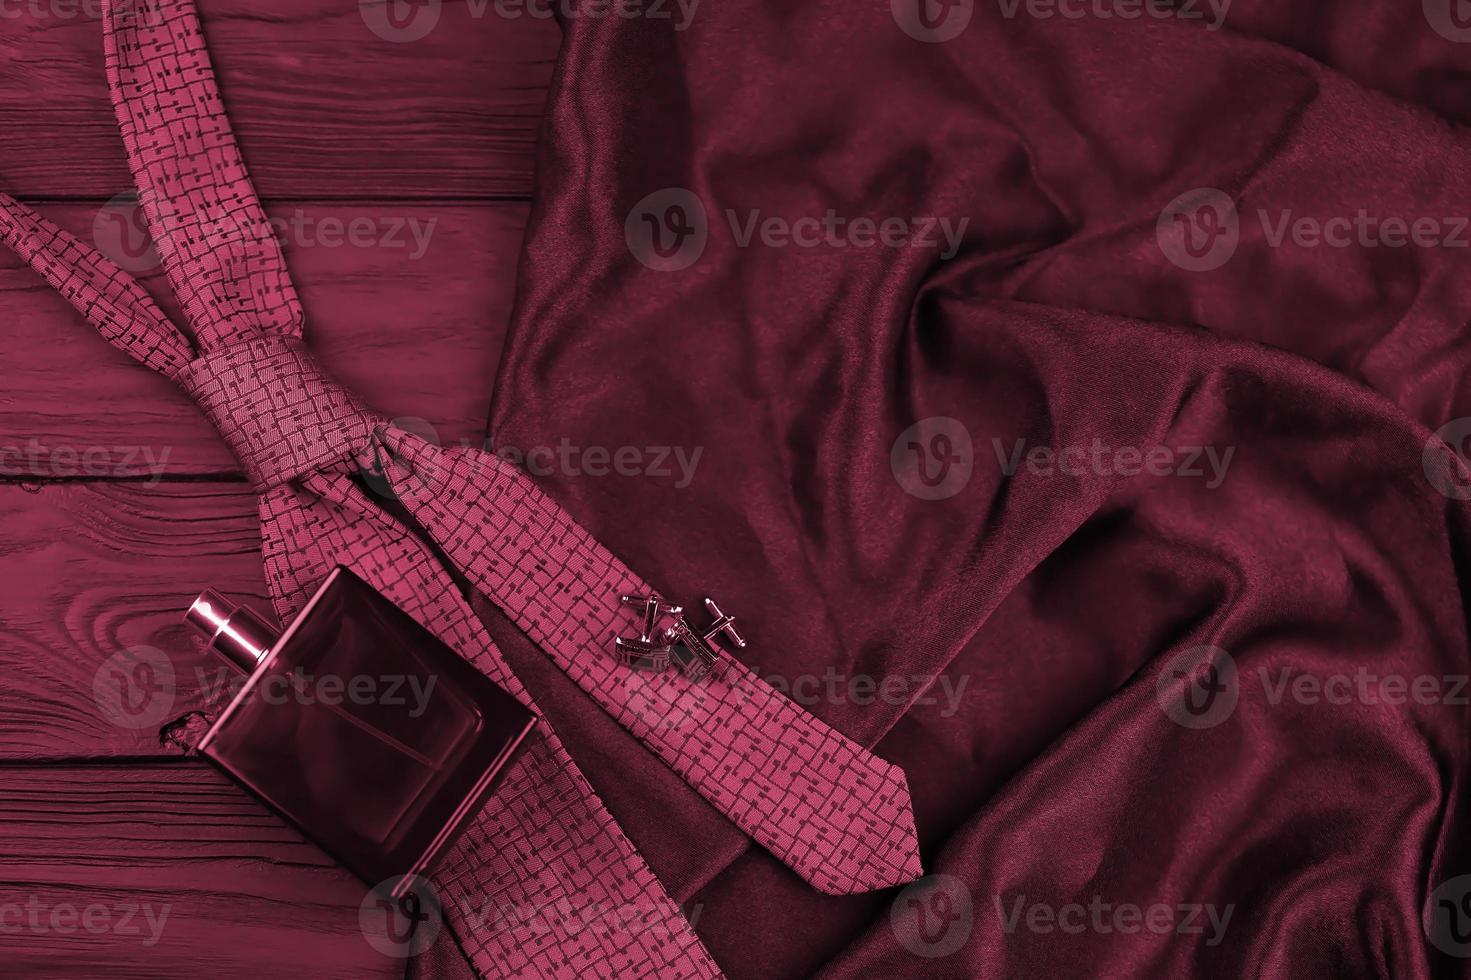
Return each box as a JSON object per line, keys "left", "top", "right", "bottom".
{"left": 613, "top": 594, "right": 682, "bottom": 671}
{"left": 614, "top": 594, "right": 746, "bottom": 683}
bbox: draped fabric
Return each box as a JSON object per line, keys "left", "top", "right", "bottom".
{"left": 489, "top": 2, "right": 1471, "bottom": 976}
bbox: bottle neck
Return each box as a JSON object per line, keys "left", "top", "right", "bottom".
{"left": 184, "top": 590, "right": 280, "bottom": 674}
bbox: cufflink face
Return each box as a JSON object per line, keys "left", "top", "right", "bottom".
{"left": 613, "top": 594, "right": 682, "bottom": 671}
{"left": 613, "top": 594, "right": 746, "bottom": 682}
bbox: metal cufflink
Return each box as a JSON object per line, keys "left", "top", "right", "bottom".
{"left": 613, "top": 594, "right": 682, "bottom": 671}
{"left": 613, "top": 595, "right": 746, "bottom": 682}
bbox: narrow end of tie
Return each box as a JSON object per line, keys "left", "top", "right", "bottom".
{"left": 804, "top": 763, "right": 925, "bottom": 896}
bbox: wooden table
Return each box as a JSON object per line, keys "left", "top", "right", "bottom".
{"left": 0, "top": 4, "right": 561, "bottom": 975}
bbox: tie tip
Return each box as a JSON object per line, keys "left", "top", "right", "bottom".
{"left": 810, "top": 845, "right": 926, "bottom": 896}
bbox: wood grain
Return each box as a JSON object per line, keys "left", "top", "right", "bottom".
{"left": 0, "top": 762, "right": 403, "bottom": 979}
{"left": 0, "top": 0, "right": 558, "bottom": 200}
{"left": 0, "top": 202, "right": 526, "bottom": 479}
{"left": 0, "top": 481, "right": 265, "bottom": 759}
{"left": 0, "top": 4, "right": 554, "bottom": 976}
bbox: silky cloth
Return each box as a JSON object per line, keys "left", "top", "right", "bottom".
{"left": 492, "top": 2, "right": 1471, "bottom": 977}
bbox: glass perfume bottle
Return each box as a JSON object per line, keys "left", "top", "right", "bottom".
{"left": 183, "top": 565, "right": 536, "bottom": 896}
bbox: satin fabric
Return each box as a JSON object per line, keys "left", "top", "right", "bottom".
{"left": 487, "top": 2, "right": 1471, "bottom": 977}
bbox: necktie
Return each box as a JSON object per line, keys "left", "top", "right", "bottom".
{"left": 0, "top": 0, "right": 924, "bottom": 973}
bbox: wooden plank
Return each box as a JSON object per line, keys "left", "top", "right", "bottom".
{"left": 0, "top": 202, "right": 525, "bottom": 479}
{"left": 0, "top": 762, "right": 402, "bottom": 979}
{"left": 0, "top": 0, "right": 557, "bottom": 200}
{"left": 0, "top": 481, "right": 265, "bottom": 759}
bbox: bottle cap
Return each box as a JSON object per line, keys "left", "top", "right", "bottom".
{"left": 184, "top": 589, "right": 279, "bottom": 673}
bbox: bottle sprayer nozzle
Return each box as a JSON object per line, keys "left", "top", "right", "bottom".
{"left": 185, "top": 589, "right": 279, "bottom": 673}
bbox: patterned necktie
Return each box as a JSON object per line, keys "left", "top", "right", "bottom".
{"left": 0, "top": 0, "right": 923, "bottom": 974}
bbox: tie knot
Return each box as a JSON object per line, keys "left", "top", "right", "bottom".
{"left": 177, "top": 335, "right": 382, "bottom": 489}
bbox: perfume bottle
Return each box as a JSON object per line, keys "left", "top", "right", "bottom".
{"left": 184, "top": 566, "right": 536, "bottom": 897}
